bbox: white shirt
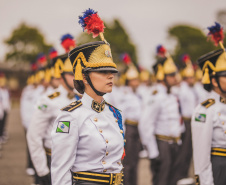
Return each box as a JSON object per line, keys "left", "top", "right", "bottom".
{"left": 0, "top": 88, "right": 10, "bottom": 112}
{"left": 27, "top": 85, "right": 76, "bottom": 177}
{"left": 20, "top": 85, "right": 40, "bottom": 129}
{"left": 193, "top": 81, "right": 210, "bottom": 104}
{"left": 191, "top": 91, "right": 226, "bottom": 185}
{"left": 177, "top": 81, "right": 196, "bottom": 118}
{"left": 139, "top": 83, "right": 181, "bottom": 159}
{"left": 51, "top": 93, "right": 124, "bottom": 185}
{"left": 120, "top": 87, "right": 142, "bottom": 124}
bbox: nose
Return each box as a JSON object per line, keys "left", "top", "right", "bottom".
{"left": 108, "top": 72, "right": 114, "bottom": 79}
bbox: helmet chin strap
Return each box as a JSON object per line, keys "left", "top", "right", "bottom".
{"left": 61, "top": 73, "right": 74, "bottom": 91}
{"left": 84, "top": 72, "right": 106, "bottom": 96}
{"left": 215, "top": 75, "right": 226, "bottom": 94}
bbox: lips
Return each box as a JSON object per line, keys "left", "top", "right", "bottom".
{"left": 107, "top": 82, "right": 113, "bottom": 85}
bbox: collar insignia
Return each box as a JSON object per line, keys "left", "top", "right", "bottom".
{"left": 92, "top": 100, "right": 105, "bottom": 113}
{"left": 220, "top": 97, "right": 226, "bottom": 104}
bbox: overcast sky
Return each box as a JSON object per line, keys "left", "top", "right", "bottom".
{"left": 0, "top": 0, "right": 225, "bottom": 69}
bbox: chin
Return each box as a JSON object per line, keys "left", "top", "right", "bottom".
{"left": 105, "top": 87, "right": 113, "bottom": 93}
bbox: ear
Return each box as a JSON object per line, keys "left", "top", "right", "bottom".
{"left": 211, "top": 77, "right": 218, "bottom": 88}
{"left": 82, "top": 74, "right": 88, "bottom": 85}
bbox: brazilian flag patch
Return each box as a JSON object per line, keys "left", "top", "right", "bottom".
{"left": 56, "top": 121, "right": 70, "bottom": 133}
{"left": 195, "top": 113, "right": 206, "bottom": 122}
{"left": 38, "top": 104, "right": 47, "bottom": 111}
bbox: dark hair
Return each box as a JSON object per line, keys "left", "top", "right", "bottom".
{"left": 203, "top": 84, "right": 212, "bottom": 92}
{"left": 73, "top": 80, "right": 85, "bottom": 94}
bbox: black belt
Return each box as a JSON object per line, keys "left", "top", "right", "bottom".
{"left": 72, "top": 171, "right": 124, "bottom": 185}
{"left": 211, "top": 147, "right": 226, "bottom": 157}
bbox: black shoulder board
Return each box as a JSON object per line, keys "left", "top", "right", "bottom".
{"left": 105, "top": 102, "right": 121, "bottom": 112}
{"left": 201, "top": 99, "right": 215, "bottom": 108}
{"left": 48, "top": 92, "right": 60, "bottom": 99}
{"left": 152, "top": 90, "right": 158, "bottom": 95}
{"left": 61, "top": 100, "right": 82, "bottom": 112}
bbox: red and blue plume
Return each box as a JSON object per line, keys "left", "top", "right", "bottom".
{"left": 48, "top": 47, "right": 58, "bottom": 59}
{"left": 120, "top": 53, "right": 132, "bottom": 65}
{"left": 181, "top": 54, "right": 191, "bottom": 64}
{"left": 207, "top": 22, "right": 224, "bottom": 46}
{"left": 78, "top": 8, "right": 105, "bottom": 38}
{"left": 37, "top": 53, "right": 47, "bottom": 67}
{"left": 156, "top": 45, "right": 167, "bottom": 57}
{"left": 61, "top": 34, "right": 76, "bottom": 53}
{"left": 30, "top": 62, "right": 38, "bottom": 71}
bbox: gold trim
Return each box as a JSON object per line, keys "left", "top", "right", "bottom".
{"left": 156, "top": 134, "right": 180, "bottom": 142}
{"left": 68, "top": 102, "right": 82, "bottom": 111}
{"left": 212, "top": 147, "right": 226, "bottom": 152}
{"left": 73, "top": 177, "right": 109, "bottom": 183}
{"left": 110, "top": 173, "right": 113, "bottom": 185}
{"left": 75, "top": 171, "right": 110, "bottom": 177}
{"left": 125, "top": 119, "right": 138, "bottom": 126}
{"left": 211, "top": 152, "right": 226, "bottom": 157}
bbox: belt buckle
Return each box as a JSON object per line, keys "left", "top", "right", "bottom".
{"left": 114, "top": 173, "right": 122, "bottom": 185}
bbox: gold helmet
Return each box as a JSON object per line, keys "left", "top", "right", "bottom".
{"left": 153, "top": 45, "right": 177, "bottom": 80}
{"left": 197, "top": 22, "right": 226, "bottom": 92}
{"left": 180, "top": 54, "right": 195, "bottom": 78}
{"left": 68, "top": 9, "right": 118, "bottom": 96}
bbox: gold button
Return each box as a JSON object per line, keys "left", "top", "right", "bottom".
{"left": 115, "top": 119, "right": 118, "bottom": 123}
{"left": 124, "top": 139, "right": 126, "bottom": 143}
{"left": 106, "top": 152, "right": 109, "bottom": 156}
{"left": 103, "top": 169, "right": 107, "bottom": 172}
{"left": 102, "top": 161, "right": 106, "bottom": 164}
{"left": 99, "top": 129, "right": 103, "bottom": 133}
{"left": 94, "top": 118, "right": 98, "bottom": 122}
{"left": 120, "top": 130, "right": 123, "bottom": 134}
{"left": 106, "top": 139, "right": 109, "bottom": 143}
{"left": 222, "top": 121, "right": 225, "bottom": 125}
{"left": 219, "top": 113, "right": 221, "bottom": 116}
{"left": 117, "top": 162, "right": 121, "bottom": 165}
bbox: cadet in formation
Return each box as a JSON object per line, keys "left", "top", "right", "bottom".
{"left": 51, "top": 9, "right": 125, "bottom": 185}
{"left": 27, "top": 34, "right": 77, "bottom": 185}
{"left": 120, "top": 61, "right": 141, "bottom": 185}
{"left": 139, "top": 45, "right": 182, "bottom": 185}
{"left": 192, "top": 22, "right": 226, "bottom": 185}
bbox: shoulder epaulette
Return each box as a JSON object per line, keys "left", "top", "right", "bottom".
{"left": 48, "top": 92, "right": 60, "bottom": 99}
{"left": 105, "top": 102, "right": 121, "bottom": 112}
{"left": 61, "top": 100, "right": 82, "bottom": 112}
{"left": 201, "top": 98, "right": 215, "bottom": 108}
{"left": 152, "top": 90, "right": 158, "bottom": 95}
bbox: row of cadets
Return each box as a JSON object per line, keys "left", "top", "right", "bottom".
{"left": 119, "top": 55, "right": 142, "bottom": 185}
{"left": 21, "top": 51, "right": 53, "bottom": 178}
{"left": 139, "top": 45, "right": 182, "bottom": 185}
{"left": 192, "top": 22, "right": 226, "bottom": 185}
{"left": 0, "top": 72, "right": 11, "bottom": 153}
{"left": 171, "top": 54, "right": 197, "bottom": 184}
{"left": 20, "top": 61, "right": 40, "bottom": 177}
{"left": 51, "top": 8, "right": 125, "bottom": 185}
{"left": 27, "top": 34, "right": 79, "bottom": 185}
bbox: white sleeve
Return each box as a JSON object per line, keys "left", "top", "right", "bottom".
{"left": 191, "top": 105, "right": 214, "bottom": 185}
{"left": 51, "top": 112, "right": 79, "bottom": 185}
{"left": 26, "top": 97, "right": 52, "bottom": 177}
{"left": 138, "top": 97, "right": 161, "bottom": 159}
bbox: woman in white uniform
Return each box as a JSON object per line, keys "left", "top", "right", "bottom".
{"left": 51, "top": 9, "right": 125, "bottom": 185}
{"left": 191, "top": 22, "right": 226, "bottom": 185}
